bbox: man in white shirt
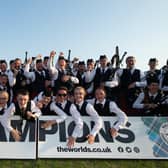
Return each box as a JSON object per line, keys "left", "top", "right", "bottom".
{"left": 41, "top": 87, "right": 83, "bottom": 148}
{"left": 74, "top": 86, "right": 102, "bottom": 144}
{"left": 1, "top": 89, "right": 41, "bottom": 141}
{"left": 85, "top": 55, "right": 118, "bottom": 100}
{"left": 117, "top": 56, "right": 145, "bottom": 108}
{"left": 47, "top": 51, "right": 79, "bottom": 94}
{"left": 133, "top": 79, "right": 168, "bottom": 116}
{"left": 0, "top": 93, "right": 23, "bottom": 141}
{"left": 87, "top": 87, "right": 128, "bottom": 137}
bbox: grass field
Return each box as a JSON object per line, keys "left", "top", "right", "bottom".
{"left": 1, "top": 159, "right": 168, "bottom": 168}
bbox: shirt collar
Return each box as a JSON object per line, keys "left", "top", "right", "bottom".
{"left": 101, "top": 67, "right": 108, "bottom": 71}
{"left": 96, "top": 99, "right": 106, "bottom": 105}
{"left": 76, "top": 101, "right": 84, "bottom": 108}
{"left": 149, "top": 92, "right": 158, "bottom": 98}
{"left": 60, "top": 100, "right": 67, "bottom": 108}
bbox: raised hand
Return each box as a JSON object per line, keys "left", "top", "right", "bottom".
{"left": 50, "top": 50, "right": 56, "bottom": 58}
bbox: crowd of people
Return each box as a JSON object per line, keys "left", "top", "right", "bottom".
{"left": 0, "top": 50, "right": 168, "bottom": 146}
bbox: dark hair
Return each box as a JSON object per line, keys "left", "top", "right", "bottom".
{"left": 148, "top": 58, "right": 158, "bottom": 63}
{"left": 15, "top": 58, "right": 21, "bottom": 62}
{"left": 99, "top": 55, "right": 107, "bottom": 60}
{"left": 87, "top": 59, "right": 94, "bottom": 64}
{"left": 43, "top": 56, "right": 49, "bottom": 61}
{"left": 147, "top": 78, "right": 159, "bottom": 86}
{"left": 78, "top": 61, "right": 85, "bottom": 65}
{"left": 0, "top": 74, "right": 8, "bottom": 78}
{"left": 36, "top": 59, "right": 43, "bottom": 64}
{"left": 10, "top": 60, "right": 15, "bottom": 65}
{"left": 57, "top": 87, "right": 68, "bottom": 94}
{"left": 95, "top": 87, "right": 106, "bottom": 94}
{"left": 126, "top": 56, "right": 135, "bottom": 62}
{"left": 43, "top": 90, "right": 52, "bottom": 97}
{"left": 16, "top": 89, "right": 29, "bottom": 96}
{"left": 0, "top": 60, "right": 7, "bottom": 65}
{"left": 58, "top": 56, "right": 66, "bottom": 61}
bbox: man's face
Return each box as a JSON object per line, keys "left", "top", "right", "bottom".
{"left": 148, "top": 83, "right": 159, "bottom": 94}
{"left": 78, "top": 64, "right": 85, "bottom": 72}
{"left": 1, "top": 63, "right": 7, "bottom": 72}
{"left": 56, "top": 89, "right": 68, "bottom": 103}
{"left": 95, "top": 89, "right": 105, "bottom": 102}
{"left": 87, "top": 62, "right": 95, "bottom": 71}
{"left": 0, "top": 93, "right": 8, "bottom": 107}
{"left": 126, "top": 57, "right": 136, "bottom": 69}
{"left": 10, "top": 62, "right": 15, "bottom": 70}
{"left": 43, "top": 59, "right": 49, "bottom": 67}
{"left": 74, "top": 89, "right": 85, "bottom": 103}
{"left": 100, "top": 58, "right": 107, "bottom": 68}
{"left": 58, "top": 59, "right": 66, "bottom": 69}
{"left": 0, "top": 76, "right": 8, "bottom": 86}
{"left": 17, "top": 94, "right": 29, "bottom": 108}
{"left": 42, "top": 96, "right": 51, "bottom": 105}
{"left": 36, "top": 62, "right": 43, "bottom": 71}
{"left": 15, "top": 60, "right": 22, "bottom": 70}
{"left": 149, "top": 61, "right": 158, "bottom": 70}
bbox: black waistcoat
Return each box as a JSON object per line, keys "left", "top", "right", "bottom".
{"left": 94, "top": 68, "right": 115, "bottom": 89}
{"left": 120, "top": 69, "right": 140, "bottom": 89}
{"left": 94, "top": 99, "right": 112, "bottom": 116}
{"left": 54, "top": 69, "right": 74, "bottom": 93}
{"left": 41, "top": 101, "right": 56, "bottom": 115}
{"left": 75, "top": 101, "right": 88, "bottom": 116}
{"left": 56, "top": 101, "right": 72, "bottom": 116}
{"left": 14, "top": 101, "right": 31, "bottom": 120}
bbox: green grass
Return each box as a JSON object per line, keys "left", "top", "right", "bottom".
{"left": 0, "top": 160, "right": 168, "bottom": 168}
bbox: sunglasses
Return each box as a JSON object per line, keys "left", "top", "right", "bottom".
{"left": 58, "top": 94, "right": 67, "bottom": 97}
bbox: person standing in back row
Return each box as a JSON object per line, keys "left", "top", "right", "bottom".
{"left": 117, "top": 56, "right": 145, "bottom": 108}
{"left": 85, "top": 55, "right": 118, "bottom": 100}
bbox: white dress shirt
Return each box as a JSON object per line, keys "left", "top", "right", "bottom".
{"left": 116, "top": 68, "right": 145, "bottom": 87}
{"left": 87, "top": 98, "right": 128, "bottom": 131}
{"left": 56, "top": 101, "right": 83, "bottom": 138}
{"left": 49, "top": 102, "right": 67, "bottom": 124}
{"left": 47, "top": 58, "right": 79, "bottom": 84}
{"left": 160, "top": 69, "right": 168, "bottom": 92}
{"left": 133, "top": 92, "right": 159, "bottom": 109}
{"left": 24, "top": 63, "right": 46, "bottom": 82}
{"left": 0, "top": 104, "right": 8, "bottom": 128}
{"left": 7, "top": 70, "right": 16, "bottom": 87}
{"left": 33, "top": 92, "right": 44, "bottom": 103}
{"left": 76, "top": 101, "right": 102, "bottom": 137}
{"left": 84, "top": 67, "right": 119, "bottom": 88}
{"left": 1, "top": 101, "right": 41, "bottom": 132}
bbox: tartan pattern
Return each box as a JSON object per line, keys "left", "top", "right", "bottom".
{"left": 142, "top": 117, "right": 168, "bottom": 157}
